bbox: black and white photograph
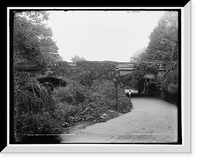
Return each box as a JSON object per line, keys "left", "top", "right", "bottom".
{"left": 4, "top": 3, "right": 193, "bottom": 153}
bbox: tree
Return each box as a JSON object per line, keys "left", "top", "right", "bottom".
{"left": 130, "top": 47, "right": 146, "bottom": 63}
{"left": 144, "top": 11, "right": 178, "bottom": 63}
{"left": 13, "top": 11, "right": 59, "bottom": 70}
{"left": 75, "top": 61, "right": 117, "bottom": 86}
{"left": 130, "top": 61, "right": 158, "bottom": 89}
{"left": 46, "top": 53, "right": 63, "bottom": 65}
{"left": 13, "top": 11, "right": 65, "bottom": 142}
{"left": 132, "top": 11, "right": 179, "bottom": 102}
{"left": 71, "top": 55, "right": 86, "bottom": 62}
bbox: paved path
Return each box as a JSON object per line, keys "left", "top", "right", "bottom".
{"left": 60, "top": 97, "right": 178, "bottom": 143}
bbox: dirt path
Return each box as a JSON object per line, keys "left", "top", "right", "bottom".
{"left": 60, "top": 97, "right": 178, "bottom": 143}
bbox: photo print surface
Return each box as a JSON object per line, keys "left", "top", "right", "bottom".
{"left": 10, "top": 9, "right": 182, "bottom": 144}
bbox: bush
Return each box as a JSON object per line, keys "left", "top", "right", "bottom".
{"left": 91, "top": 79, "right": 132, "bottom": 113}
{"left": 14, "top": 78, "right": 64, "bottom": 143}
{"left": 52, "top": 78, "right": 133, "bottom": 127}
{"left": 160, "top": 65, "right": 178, "bottom": 104}
{"left": 53, "top": 79, "right": 86, "bottom": 105}
{"left": 53, "top": 81, "right": 89, "bottom": 125}
{"left": 14, "top": 67, "right": 134, "bottom": 142}
{"left": 117, "top": 88, "right": 133, "bottom": 113}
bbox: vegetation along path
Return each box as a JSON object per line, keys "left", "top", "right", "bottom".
{"left": 60, "top": 97, "right": 178, "bottom": 143}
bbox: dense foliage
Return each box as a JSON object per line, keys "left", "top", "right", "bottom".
{"left": 53, "top": 78, "right": 132, "bottom": 127}
{"left": 14, "top": 75, "right": 64, "bottom": 142}
{"left": 160, "top": 62, "right": 178, "bottom": 102}
{"left": 51, "top": 61, "right": 132, "bottom": 126}
{"left": 52, "top": 61, "right": 118, "bottom": 85}
{"left": 130, "top": 11, "right": 179, "bottom": 103}
{"left": 76, "top": 61, "right": 117, "bottom": 86}
{"left": 14, "top": 44, "right": 132, "bottom": 142}
{"left": 13, "top": 11, "right": 64, "bottom": 142}
{"left": 131, "top": 62, "right": 158, "bottom": 89}
{"left": 13, "top": 11, "right": 60, "bottom": 69}
{"left": 143, "top": 12, "right": 178, "bottom": 62}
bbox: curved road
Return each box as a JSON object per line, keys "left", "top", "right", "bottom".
{"left": 60, "top": 97, "right": 178, "bottom": 143}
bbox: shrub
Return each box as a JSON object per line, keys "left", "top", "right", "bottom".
{"left": 117, "top": 88, "right": 133, "bottom": 113}
{"left": 53, "top": 81, "right": 89, "bottom": 125}
{"left": 52, "top": 78, "right": 133, "bottom": 126}
{"left": 53, "top": 79, "right": 86, "bottom": 105}
{"left": 160, "top": 65, "right": 179, "bottom": 104}
{"left": 91, "top": 79, "right": 132, "bottom": 113}
{"left": 14, "top": 78, "right": 64, "bottom": 143}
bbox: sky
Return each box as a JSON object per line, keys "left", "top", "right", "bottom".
{"left": 47, "top": 10, "right": 165, "bottom": 62}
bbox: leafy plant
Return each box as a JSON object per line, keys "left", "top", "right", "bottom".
{"left": 13, "top": 11, "right": 59, "bottom": 71}
{"left": 128, "top": 11, "right": 179, "bottom": 104}
{"left": 14, "top": 78, "right": 64, "bottom": 142}
{"left": 52, "top": 78, "right": 133, "bottom": 127}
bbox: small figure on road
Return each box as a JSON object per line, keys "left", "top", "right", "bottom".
{"left": 143, "top": 80, "right": 147, "bottom": 93}
{"left": 138, "top": 79, "right": 144, "bottom": 95}
{"left": 146, "top": 81, "right": 150, "bottom": 94}
{"left": 129, "top": 89, "right": 132, "bottom": 98}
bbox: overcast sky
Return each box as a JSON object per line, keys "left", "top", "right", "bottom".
{"left": 47, "top": 10, "right": 165, "bottom": 62}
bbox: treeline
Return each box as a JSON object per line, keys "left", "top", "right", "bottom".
{"left": 130, "top": 11, "right": 179, "bottom": 103}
